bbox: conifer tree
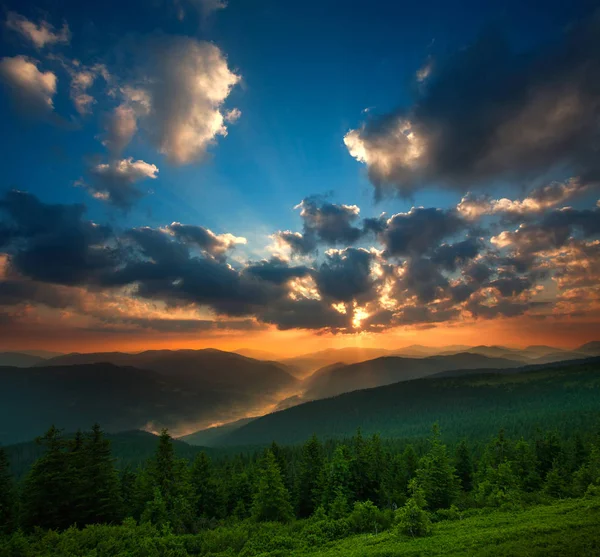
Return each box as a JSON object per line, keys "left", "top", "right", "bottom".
{"left": 297, "top": 434, "right": 325, "bottom": 517}
{"left": 78, "top": 424, "right": 122, "bottom": 525}
{"left": 415, "top": 424, "right": 459, "bottom": 510}
{"left": 251, "top": 450, "right": 293, "bottom": 522}
{"left": 21, "top": 425, "right": 73, "bottom": 530}
{"left": 454, "top": 440, "right": 473, "bottom": 492}
{"left": 324, "top": 445, "right": 352, "bottom": 509}
{"left": 191, "top": 452, "right": 224, "bottom": 519}
{"left": 512, "top": 438, "right": 541, "bottom": 492}
{"left": 0, "top": 446, "right": 16, "bottom": 534}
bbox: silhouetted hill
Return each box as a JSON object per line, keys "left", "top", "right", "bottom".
{"left": 1, "top": 353, "right": 299, "bottom": 445}
{"left": 38, "top": 348, "right": 298, "bottom": 393}
{"left": 217, "top": 359, "right": 600, "bottom": 446}
{"left": 0, "top": 352, "right": 46, "bottom": 367}
{"left": 279, "top": 347, "right": 392, "bottom": 376}
{"left": 302, "top": 352, "right": 521, "bottom": 400}
{"left": 579, "top": 341, "right": 600, "bottom": 355}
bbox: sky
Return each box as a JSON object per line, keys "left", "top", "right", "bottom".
{"left": 0, "top": 0, "right": 599, "bottom": 355}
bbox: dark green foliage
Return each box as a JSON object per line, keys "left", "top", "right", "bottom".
{"left": 415, "top": 425, "right": 459, "bottom": 510}
{"left": 395, "top": 479, "right": 432, "bottom": 537}
{"left": 454, "top": 440, "right": 473, "bottom": 492}
{"left": 252, "top": 450, "right": 294, "bottom": 522}
{"left": 191, "top": 452, "right": 224, "bottom": 519}
{"left": 20, "top": 426, "right": 75, "bottom": 530}
{"left": 296, "top": 434, "right": 325, "bottom": 517}
{"left": 0, "top": 447, "right": 16, "bottom": 534}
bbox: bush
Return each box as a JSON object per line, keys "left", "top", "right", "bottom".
{"left": 395, "top": 497, "right": 432, "bottom": 537}
{"left": 348, "top": 500, "right": 390, "bottom": 534}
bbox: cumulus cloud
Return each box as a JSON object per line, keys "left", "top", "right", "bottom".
{"left": 457, "top": 178, "right": 590, "bottom": 219}
{"left": 103, "top": 104, "right": 139, "bottom": 156}
{"left": 275, "top": 196, "right": 365, "bottom": 254}
{"left": 81, "top": 158, "right": 159, "bottom": 208}
{"left": 315, "top": 248, "right": 375, "bottom": 303}
{"left": 6, "top": 12, "right": 70, "bottom": 49}
{"left": 0, "top": 56, "right": 57, "bottom": 114}
{"left": 345, "top": 17, "right": 600, "bottom": 196}
{"left": 118, "top": 36, "right": 241, "bottom": 164}
{"left": 376, "top": 207, "right": 465, "bottom": 257}
{"left": 165, "top": 222, "right": 246, "bottom": 259}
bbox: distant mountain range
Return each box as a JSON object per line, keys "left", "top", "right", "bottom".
{"left": 0, "top": 350, "right": 299, "bottom": 445}
{"left": 1, "top": 342, "right": 598, "bottom": 446}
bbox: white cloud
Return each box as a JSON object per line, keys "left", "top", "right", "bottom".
{"left": 0, "top": 55, "right": 57, "bottom": 113}
{"left": 103, "top": 104, "right": 138, "bottom": 155}
{"left": 81, "top": 158, "right": 159, "bottom": 208}
{"left": 6, "top": 12, "right": 70, "bottom": 49}
{"left": 120, "top": 37, "right": 241, "bottom": 165}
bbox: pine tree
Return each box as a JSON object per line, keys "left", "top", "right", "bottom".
{"left": 78, "top": 424, "right": 122, "bottom": 525}
{"left": 415, "top": 424, "right": 459, "bottom": 510}
{"left": 401, "top": 444, "right": 419, "bottom": 490}
{"left": 324, "top": 445, "right": 352, "bottom": 509}
{"left": 191, "top": 452, "right": 224, "bottom": 519}
{"left": 455, "top": 440, "right": 473, "bottom": 492}
{"left": 512, "top": 438, "right": 541, "bottom": 492}
{"left": 544, "top": 460, "right": 567, "bottom": 498}
{"left": 251, "top": 450, "right": 293, "bottom": 522}
{"left": 0, "top": 447, "right": 16, "bottom": 534}
{"left": 21, "top": 425, "right": 73, "bottom": 530}
{"left": 297, "top": 434, "right": 325, "bottom": 517}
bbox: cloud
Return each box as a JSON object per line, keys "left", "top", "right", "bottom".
{"left": 345, "top": 16, "right": 600, "bottom": 196}
{"left": 120, "top": 36, "right": 241, "bottom": 165}
{"left": 275, "top": 196, "right": 365, "bottom": 254}
{"left": 81, "top": 158, "right": 159, "bottom": 208}
{"left": 103, "top": 104, "right": 139, "bottom": 156}
{"left": 0, "top": 56, "right": 57, "bottom": 114}
{"left": 376, "top": 207, "right": 465, "bottom": 257}
{"left": 457, "top": 178, "right": 590, "bottom": 219}
{"left": 165, "top": 222, "right": 246, "bottom": 259}
{"left": 6, "top": 12, "right": 70, "bottom": 49}
{"left": 68, "top": 63, "right": 109, "bottom": 115}
{"left": 315, "top": 248, "right": 375, "bottom": 303}
{"left": 0, "top": 191, "right": 115, "bottom": 285}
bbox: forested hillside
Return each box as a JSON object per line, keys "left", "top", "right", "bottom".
{"left": 0, "top": 354, "right": 299, "bottom": 444}
{"left": 2, "top": 420, "right": 600, "bottom": 556}
{"left": 219, "top": 359, "right": 600, "bottom": 446}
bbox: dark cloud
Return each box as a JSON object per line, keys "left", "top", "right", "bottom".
{"left": 0, "top": 190, "right": 115, "bottom": 285}
{"left": 167, "top": 222, "right": 245, "bottom": 259}
{"left": 259, "top": 298, "right": 350, "bottom": 331}
{"left": 431, "top": 237, "right": 482, "bottom": 271}
{"left": 396, "top": 257, "right": 448, "bottom": 303}
{"left": 377, "top": 208, "right": 465, "bottom": 257}
{"left": 275, "top": 196, "right": 364, "bottom": 254}
{"left": 315, "top": 248, "right": 374, "bottom": 303}
{"left": 244, "top": 257, "right": 311, "bottom": 285}
{"left": 345, "top": 15, "right": 600, "bottom": 195}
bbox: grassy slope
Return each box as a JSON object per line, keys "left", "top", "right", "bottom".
{"left": 4, "top": 496, "right": 599, "bottom": 556}
{"left": 292, "top": 498, "right": 600, "bottom": 556}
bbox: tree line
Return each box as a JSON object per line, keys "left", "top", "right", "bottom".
{"left": 1, "top": 422, "right": 600, "bottom": 538}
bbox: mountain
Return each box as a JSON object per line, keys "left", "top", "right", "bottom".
{"left": 578, "top": 341, "right": 600, "bottom": 356}
{"left": 279, "top": 347, "right": 393, "bottom": 376}
{"left": 302, "top": 352, "right": 522, "bottom": 400}
{"left": 217, "top": 359, "right": 600, "bottom": 446}
{"left": 1, "top": 351, "right": 300, "bottom": 445}
{"left": 38, "top": 348, "right": 298, "bottom": 392}
{"left": 0, "top": 352, "right": 46, "bottom": 367}
{"left": 179, "top": 416, "right": 256, "bottom": 446}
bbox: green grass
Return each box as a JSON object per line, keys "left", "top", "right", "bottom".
{"left": 292, "top": 497, "right": 600, "bottom": 556}
{"left": 3, "top": 496, "right": 600, "bottom": 556}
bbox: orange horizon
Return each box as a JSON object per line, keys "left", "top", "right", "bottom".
{"left": 2, "top": 314, "right": 598, "bottom": 357}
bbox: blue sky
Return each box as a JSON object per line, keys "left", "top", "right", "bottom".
{"left": 0, "top": 0, "right": 598, "bottom": 352}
